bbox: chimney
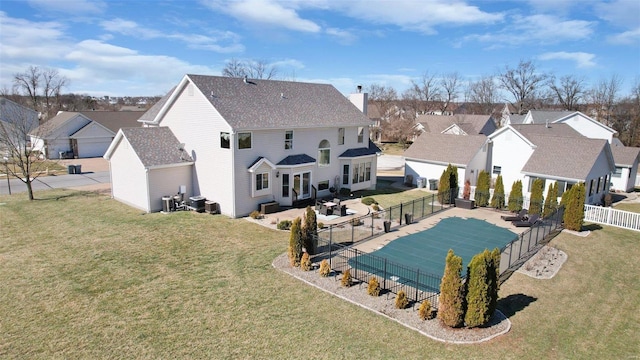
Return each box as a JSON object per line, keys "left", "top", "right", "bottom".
{"left": 348, "top": 86, "right": 367, "bottom": 115}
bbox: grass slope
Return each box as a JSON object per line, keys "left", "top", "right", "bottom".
{"left": 1, "top": 190, "right": 638, "bottom": 359}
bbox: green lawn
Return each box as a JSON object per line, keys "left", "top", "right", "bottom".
{"left": 1, "top": 190, "right": 638, "bottom": 359}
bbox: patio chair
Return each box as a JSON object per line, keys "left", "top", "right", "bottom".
{"left": 513, "top": 213, "right": 540, "bottom": 227}
{"left": 340, "top": 204, "right": 348, "bottom": 216}
{"left": 333, "top": 198, "right": 341, "bottom": 206}
{"left": 319, "top": 205, "right": 328, "bottom": 216}
{"left": 501, "top": 209, "right": 528, "bottom": 222}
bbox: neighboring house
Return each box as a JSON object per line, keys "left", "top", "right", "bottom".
{"left": 404, "top": 133, "right": 489, "bottom": 187}
{"left": 524, "top": 110, "right": 617, "bottom": 143}
{"left": 104, "top": 127, "right": 194, "bottom": 213}
{"left": 488, "top": 124, "right": 615, "bottom": 204}
{"left": 105, "top": 75, "right": 378, "bottom": 217}
{"left": 414, "top": 114, "right": 497, "bottom": 136}
{"left": 0, "top": 97, "right": 39, "bottom": 150}
{"left": 610, "top": 144, "right": 640, "bottom": 192}
{"left": 30, "top": 111, "right": 143, "bottom": 159}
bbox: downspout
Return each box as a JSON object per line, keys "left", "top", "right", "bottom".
{"left": 231, "top": 132, "right": 236, "bottom": 218}
{"left": 145, "top": 167, "right": 151, "bottom": 213}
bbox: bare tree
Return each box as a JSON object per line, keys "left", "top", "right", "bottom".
{"left": 222, "top": 58, "right": 278, "bottom": 79}
{"left": 588, "top": 74, "right": 623, "bottom": 126}
{"left": 466, "top": 75, "right": 500, "bottom": 115}
{"left": 439, "top": 72, "right": 461, "bottom": 114}
{"left": 0, "top": 97, "right": 49, "bottom": 200}
{"left": 13, "top": 66, "right": 68, "bottom": 120}
{"left": 497, "top": 60, "right": 548, "bottom": 115}
{"left": 405, "top": 71, "right": 441, "bottom": 114}
{"left": 548, "top": 74, "right": 586, "bottom": 111}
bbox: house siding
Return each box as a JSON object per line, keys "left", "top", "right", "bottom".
{"left": 584, "top": 150, "right": 613, "bottom": 204}
{"left": 109, "top": 137, "right": 150, "bottom": 212}
{"left": 148, "top": 166, "right": 193, "bottom": 212}
{"left": 556, "top": 114, "right": 614, "bottom": 143}
{"left": 490, "top": 130, "right": 535, "bottom": 191}
{"left": 154, "top": 83, "right": 235, "bottom": 216}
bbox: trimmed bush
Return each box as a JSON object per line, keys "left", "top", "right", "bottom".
{"left": 300, "top": 252, "right": 312, "bottom": 271}
{"left": 318, "top": 259, "right": 331, "bottom": 277}
{"left": 339, "top": 187, "right": 351, "bottom": 197}
{"left": 418, "top": 300, "right": 434, "bottom": 320}
{"left": 367, "top": 277, "right": 381, "bottom": 296}
{"left": 475, "top": 170, "right": 491, "bottom": 207}
{"left": 361, "top": 197, "right": 377, "bottom": 205}
{"left": 288, "top": 217, "right": 303, "bottom": 267}
{"left": 302, "top": 206, "right": 317, "bottom": 254}
{"left": 438, "top": 164, "right": 458, "bottom": 204}
{"left": 543, "top": 181, "right": 559, "bottom": 218}
{"left": 372, "top": 204, "right": 380, "bottom": 211}
{"left": 317, "top": 222, "right": 325, "bottom": 229}
{"left": 563, "top": 182, "right": 586, "bottom": 231}
{"left": 277, "top": 220, "right": 292, "bottom": 230}
{"left": 464, "top": 251, "right": 491, "bottom": 328}
{"left": 395, "top": 290, "right": 409, "bottom": 309}
{"left": 529, "top": 178, "right": 544, "bottom": 216}
{"left": 341, "top": 269, "right": 353, "bottom": 287}
{"left": 488, "top": 248, "right": 501, "bottom": 315}
{"left": 507, "top": 180, "right": 523, "bottom": 213}
{"left": 490, "top": 175, "right": 505, "bottom": 209}
{"left": 249, "top": 210, "right": 262, "bottom": 219}
{"left": 438, "top": 249, "right": 465, "bottom": 328}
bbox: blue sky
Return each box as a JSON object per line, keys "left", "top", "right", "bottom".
{"left": 1, "top": 0, "right": 639, "bottom": 99}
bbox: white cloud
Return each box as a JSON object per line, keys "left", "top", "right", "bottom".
{"left": 539, "top": 52, "right": 596, "bottom": 68}
{"left": 27, "top": 0, "right": 106, "bottom": 14}
{"left": 99, "top": 18, "right": 244, "bottom": 53}
{"left": 464, "top": 14, "right": 594, "bottom": 46}
{"left": 595, "top": 0, "right": 640, "bottom": 29}
{"left": 0, "top": 12, "right": 70, "bottom": 61}
{"left": 608, "top": 27, "right": 640, "bottom": 45}
{"left": 202, "top": 0, "right": 321, "bottom": 32}
{"left": 325, "top": 27, "right": 357, "bottom": 44}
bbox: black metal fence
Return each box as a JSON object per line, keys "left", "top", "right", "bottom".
{"left": 315, "top": 192, "right": 452, "bottom": 248}
{"left": 311, "top": 197, "right": 566, "bottom": 307}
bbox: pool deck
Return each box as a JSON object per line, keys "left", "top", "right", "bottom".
{"left": 353, "top": 207, "right": 533, "bottom": 254}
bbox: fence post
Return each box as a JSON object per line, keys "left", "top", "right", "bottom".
{"left": 351, "top": 221, "right": 355, "bottom": 243}
{"left": 353, "top": 248, "right": 358, "bottom": 280}
{"left": 383, "top": 258, "right": 387, "bottom": 290}
{"left": 329, "top": 227, "right": 333, "bottom": 267}
{"left": 606, "top": 206, "right": 613, "bottom": 225}
{"left": 431, "top": 193, "right": 434, "bottom": 214}
{"left": 399, "top": 203, "right": 403, "bottom": 225}
{"left": 371, "top": 213, "right": 374, "bottom": 237}
{"left": 415, "top": 269, "right": 420, "bottom": 302}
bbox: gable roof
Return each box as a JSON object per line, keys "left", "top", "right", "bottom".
{"left": 510, "top": 123, "right": 584, "bottom": 138}
{"left": 552, "top": 111, "right": 617, "bottom": 135}
{"left": 276, "top": 154, "right": 316, "bottom": 166}
{"left": 146, "top": 75, "right": 373, "bottom": 130}
{"left": 104, "top": 127, "right": 193, "bottom": 168}
{"left": 521, "top": 135, "right": 613, "bottom": 180}
{"left": 404, "top": 133, "right": 487, "bottom": 167}
{"left": 416, "top": 114, "right": 495, "bottom": 135}
{"left": 507, "top": 114, "right": 526, "bottom": 124}
{"left": 526, "top": 110, "right": 574, "bottom": 124}
{"left": 30, "top": 112, "right": 91, "bottom": 137}
{"left": 611, "top": 144, "right": 640, "bottom": 167}
{"left": 137, "top": 86, "right": 177, "bottom": 123}
{"left": 79, "top": 111, "right": 144, "bottom": 133}
{"left": 0, "top": 97, "right": 39, "bottom": 131}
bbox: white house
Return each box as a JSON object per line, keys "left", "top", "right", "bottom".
{"left": 104, "top": 127, "right": 194, "bottom": 213}
{"left": 524, "top": 110, "right": 617, "bottom": 143}
{"left": 488, "top": 124, "right": 615, "bottom": 204}
{"left": 105, "top": 75, "right": 378, "bottom": 217}
{"left": 0, "top": 97, "right": 39, "bottom": 151}
{"left": 610, "top": 144, "right": 640, "bottom": 192}
{"left": 30, "top": 111, "right": 143, "bottom": 159}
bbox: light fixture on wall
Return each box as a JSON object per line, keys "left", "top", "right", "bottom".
{"left": 276, "top": 171, "right": 280, "bottom": 178}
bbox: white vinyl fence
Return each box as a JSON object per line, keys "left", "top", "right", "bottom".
{"left": 583, "top": 205, "right": 640, "bottom": 232}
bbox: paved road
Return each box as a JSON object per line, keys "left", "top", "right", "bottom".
{"left": 0, "top": 171, "right": 110, "bottom": 195}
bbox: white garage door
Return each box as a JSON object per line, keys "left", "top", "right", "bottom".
{"left": 77, "top": 138, "right": 113, "bottom": 158}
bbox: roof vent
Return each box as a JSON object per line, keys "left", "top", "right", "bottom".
{"left": 545, "top": 119, "right": 550, "bottom": 128}
{"left": 281, "top": 92, "right": 284, "bottom": 99}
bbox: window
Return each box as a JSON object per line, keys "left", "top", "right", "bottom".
{"left": 357, "top": 127, "right": 364, "bottom": 143}
{"left": 256, "top": 172, "right": 269, "bottom": 190}
{"left": 557, "top": 180, "right": 567, "bottom": 196}
{"left": 589, "top": 179, "right": 595, "bottom": 196}
{"left": 318, "top": 180, "right": 329, "bottom": 191}
{"left": 318, "top": 139, "right": 330, "bottom": 166}
{"left": 528, "top": 177, "right": 546, "bottom": 192}
{"left": 492, "top": 166, "right": 501, "bottom": 175}
{"left": 338, "top": 128, "right": 345, "bottom": 145}
{"left": 238, "top": 132, "right": 251, "bottom": 149}
{"left": 282, "top": 174, "right": 289, "bottom": 197}
{"left": 365, "top": 162, "right": 371, "bottom": 181}
{"left": 352, "top": 161, "right": 372, "bottom": 184}
{"left": 613, "top": 167, "right": 623, "bottom": 178}
{"left": 220, "top": 132, "right": 230, "bottom": 149}
{"left": 285, "top": 130, "right": 293, "bottom": 150}
{"left": 343, "top": 164, "right": 349, "bottom": 185}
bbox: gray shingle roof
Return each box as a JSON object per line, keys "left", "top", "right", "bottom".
{"left": 522, "top": 135, "right": 611, "bottom": 180}
{"left": 187, "top": 75, "right": 373, "bottom": 130}
{"left": 138, "top": 86, "right": 176, "bottom": 123}
{"left": 121, "top": 127, "right": 193, "bottom": 168}
{"left": 416, "top": 114, "right": 495, "bottom": 135}
{"left": 508, "top": 114, "right": 526, "bottom": 124}
{"left": 511, "top": 123, "right": 584, "bottom": 138}
{"left": 79, "top": 111, "right": 144, "bottom": 133}
{"left": 276, "top": 154, "right": 316, "bottom": 166}
{"left": 528, "top": 110, "right": 574, "bottom": 124}
{"left": 611, "top": 144, "right": 640, "bottom": 167}
{"left": 0, "top": 97, "right": 39, "bottom": 131}
{"left": 31, "top": 112, "right": 88, "bottom": 137}
{"left": 404, "top": 133, "right": 487, "bottom": 166}
{"left": 339, "top": 139, "right": 381, "bottom": 158}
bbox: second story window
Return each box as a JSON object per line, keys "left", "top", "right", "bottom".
{"left": 318, "top": 139, "right": 330, "bottom": 166}
{"left": 238, "top": 132, "right": 251, "bottom": 149}
{"left": 220, "top": 132, "right": 230, "bottom": 149}
{"left": 357, "top": 127, "right": 364, "bottom": 143}
{"left": 338, "top": 128, "right": 345, "bottom": 145}
{"left": 285, "top": 130, "right": 293, "bottom": 150}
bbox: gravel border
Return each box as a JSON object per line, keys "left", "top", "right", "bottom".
{"left": 273, "top": 253, "right": 511, "bottom": 344}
